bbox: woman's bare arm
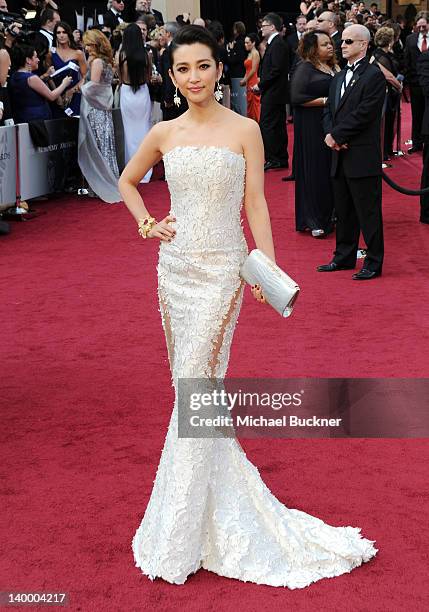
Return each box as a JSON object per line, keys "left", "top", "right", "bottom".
{"left": 76, "top": 49, "right": 87, "bottom": 87}
{"left": 28, "top": 73, "right": 73, "bottom": 101}
{"left": 118, "top": 122, "right": 175, "bottom": 241}
{"left": 89, "top": 58, "right": 103, "bottom": 83}
{"left": 0, "top": 49, "right": 10, "bottom": 87}
{"left": 302, "top": 97, "right": 327, "bottom": 107}
{"left": 241, "top": 119, "right": 276, "bottom": 263}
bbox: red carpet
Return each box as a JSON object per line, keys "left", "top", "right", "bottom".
{"left": 1, "top": 106, "right": 428, "bottom": 611}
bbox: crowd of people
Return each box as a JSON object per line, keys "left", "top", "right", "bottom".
{"left": 0, "top": 1, "right": 428, "bottom": 245}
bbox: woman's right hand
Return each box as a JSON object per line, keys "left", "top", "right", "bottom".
{"left": 147, "top": 215, "right": 176, "bottom": 241}
{"left": 62, "top": 76, "right": 73, "bottom": 87}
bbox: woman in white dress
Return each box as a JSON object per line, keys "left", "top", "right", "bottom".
{"left": 118, "top": 23, "right": 153, "bottom": 183}
{"left": 118, "top": 25, "right": 377, "bottom": 588}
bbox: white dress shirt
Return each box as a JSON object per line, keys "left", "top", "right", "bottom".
{"left": 111, "top": 7, "right": 123, "bottom": 24}
{"left": 340, "top": 58, "right": 364, "bottom": 97}
{"left": 267, "top": 32, "right": 279, "bottom": 45}
{"left": 418, "top": 32, "right": 428, "bottom": 52}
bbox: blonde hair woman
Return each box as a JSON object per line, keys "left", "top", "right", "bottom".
{"left": 78, "top": 29, "right": 121, "bottom": 202}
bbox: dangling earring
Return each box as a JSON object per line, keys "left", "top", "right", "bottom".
{"left": 173, "top": 86, "right": 181, "bottom": 107}
{"left": 214, "top": 81, "right": 223, "bottom": 102}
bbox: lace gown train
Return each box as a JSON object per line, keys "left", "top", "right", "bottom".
{"left": 132, "top": 146, "right": 377, "bottom": 588}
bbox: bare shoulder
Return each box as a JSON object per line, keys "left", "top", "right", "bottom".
{"left": 147, "top": 120, "right": 168, "bottom": 143}
{"left": 222, "top": 107, "right": 260, "bottom": 137}
{"left": 238, "top": 115, "right": 262, "bottom": 147}
{"left": 144, "top": 120, "right": 180, "bottom": 154}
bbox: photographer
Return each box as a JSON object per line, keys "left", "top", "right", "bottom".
{"left": 3, "top": 20, "right": 22, "bottom": 56}
{"left": 8, "top": 42, "right": 71, "bottom": 123}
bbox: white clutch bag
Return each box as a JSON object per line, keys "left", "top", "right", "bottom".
{"left": 240, "top": 249, "right": 300, "bottom": 317}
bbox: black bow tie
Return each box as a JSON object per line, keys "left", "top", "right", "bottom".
{"left": 347, "top": 60, "right": 364, "bottom": 72}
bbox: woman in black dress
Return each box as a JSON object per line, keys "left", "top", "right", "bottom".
{"left": 291, "top": 31, "right": 340, "bottom": 237}
{"left": 372, "top": 27, "right": 402, "bottom": 160}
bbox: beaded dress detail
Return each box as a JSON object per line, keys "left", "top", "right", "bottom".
{"left": 132, "top": 146, "right": 377, "bottom": 588}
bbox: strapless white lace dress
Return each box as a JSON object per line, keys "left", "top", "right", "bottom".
{"left": 132, "top": 146, "right": 377, "bottom": 588}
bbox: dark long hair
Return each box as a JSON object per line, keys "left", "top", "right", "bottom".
{"left": 53, "top": 21, "right": 78, "bottom": 50}
{"left": 171, "top": 25, "right": 220, "bottom": 66}
{"left": 298, "top": 30, "right": 338, "bottom": 68}
{"left": 120, "top": 23, "right": 150, "bottom": 92}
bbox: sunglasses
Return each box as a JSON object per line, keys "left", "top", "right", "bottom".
{"left": 342, "top": 39, "right": 366, "bottom": 45}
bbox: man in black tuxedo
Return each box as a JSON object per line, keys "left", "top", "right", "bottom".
{"left": 287, "top": 14, "right": 306, "bottom": 68}
{"left": 404, "top": 13, "right": 429, "bottom": 154}
{"left": 160, "top": 22, "right": 188, "bottom": 120}
{"left": 286, "top": 15, "right": 307, "bottom": 72}
{"left": 417, "top": 51, "right": 429, "bottom": 224}
{"left": 318, "top": 24, "right": 386, "bottom": 280}
{"left": 252, "top": 12, "right": 289, "bottom": 171}
{"left": 103, "top": 0, "right": 125, "bottom": 30}
{"left": 317, "top": 10, "right": 344, "bottom": 67}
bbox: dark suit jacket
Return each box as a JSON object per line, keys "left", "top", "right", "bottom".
{"left": 259, "top": 33, "right": 289, "bottom": 105}
{"left": 404, "top": 32, "right": 423, "bottom": 86}
{"left": 287, "top": 33, "right": 299, "bottom": 56}
{"left": 332, "top": 32, "right": 345, "bottom": 68}
{"left": 323, "top": 59, "right": 386, "bottom": 178}
{"left": 152, "top": 9, "right": 164, "bottom": 26}
{"left": 227, "top": 35, "right": 247, "bottom": 78}
{"left": 417, "top": 52, "right": 429, "bottom": 135}
{"left": 102, "top": 9, "right": 122, "bottom": 30}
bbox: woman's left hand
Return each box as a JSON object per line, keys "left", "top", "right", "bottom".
{"left": 251, "top": 284, "right": 266, "bottom": 304}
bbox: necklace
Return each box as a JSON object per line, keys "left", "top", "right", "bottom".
{"left": 316, "top": 62, "right": 335, "bottom": 76}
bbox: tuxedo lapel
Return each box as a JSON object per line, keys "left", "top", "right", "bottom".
{"left": 260, "top": 38, "right": 273, "bottom": 75}
{"left": 334, "top": 71, "right": 344, "bottom": 110}
{"left": 335, "top": 60, "right": 368, "bottom": 114}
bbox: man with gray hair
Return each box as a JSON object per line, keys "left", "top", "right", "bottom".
{"left": 318, "top": 24, "right": 386, "bottom": 280}
{"left": 160, "top": 22, "right": 187, "bottom": 120}
{"left": 139, "top": 0, "right": 164, "bottom": 26}
{"left": 103, "top": 0, "right": 124, "bottom": 30}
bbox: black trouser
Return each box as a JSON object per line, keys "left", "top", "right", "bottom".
{"left": 331, "top": 165, "right": 384, "bottom": 272}
{"left": 420, "top": 135, "right": 429, "bottom": 222}
{"left": 410, "top": 84, "right": 425, "bottom": 148}
{"left": 259, "top": 99, "right": 288, "bottom": 165}
{"left": 383, "top": 107, "right": 396, "bottom": 158}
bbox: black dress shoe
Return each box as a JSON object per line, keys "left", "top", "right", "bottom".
{"left": 352, "top": 268, "right": 381, "bottom": 280}
{"left": 407, "top": 145, "right": 423, "bottom": 154}
{"left": 264, "top": 161, "right": 288, "bottom": 171}
{"left": 317, "top": 262, "right": 355, "bottom": 272}
{"left": 282, "top": 174, "right": 295, "bottom": 182}
{"left": 0, "top": 220, "right": 10, "bottom": 235}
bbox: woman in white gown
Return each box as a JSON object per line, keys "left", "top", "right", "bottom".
{"left": 118, "top": 25, "right": 377, "bottom": 588}
{"left": 118, "top": 23, "right": 153, "bottom": 184}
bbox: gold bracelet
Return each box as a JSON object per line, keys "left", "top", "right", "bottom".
{"left": 137, "top": 216, "right": 157, "bottom": 239}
